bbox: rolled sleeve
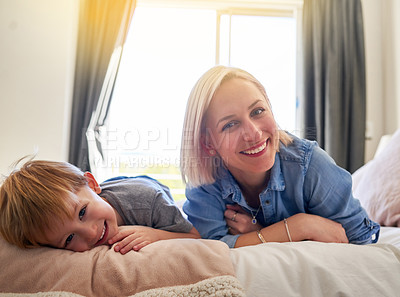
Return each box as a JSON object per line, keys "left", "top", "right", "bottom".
{"left": 348, "top": 218, "right": 380, "bottom": 244}
{"left": 219, "top": 234, "right": 240, "bottom": 248}
{"left": 183, "top": 185, "right": 233, "bottom": 246}
{"left": 304, "top": 146, "right": 380, "bottom": 244}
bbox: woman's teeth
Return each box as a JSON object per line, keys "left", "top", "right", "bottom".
{"left": 242, "top": 141, "right": 267, "bottom": 155}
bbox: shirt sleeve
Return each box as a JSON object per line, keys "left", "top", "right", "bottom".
{"left": 150, "top": 186, "right": 194, "bottom": 233}
{"left": 183, "top": 185, "right": 238, "bottom": 248}
{"left": 304, "top": 145, "right": 380, "bottom": 244}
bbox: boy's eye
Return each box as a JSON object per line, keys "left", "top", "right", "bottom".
{"left": 65, "top": 233, "right": 74, "bottom": 247}
{"left": 79, "top": 206, "right": 86, "bottom": 220}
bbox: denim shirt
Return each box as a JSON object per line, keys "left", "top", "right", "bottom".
{"left": 183, "top": 135, "right": 380, "bottom": 248}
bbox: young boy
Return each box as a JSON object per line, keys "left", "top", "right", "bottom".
{"left": 0, "top": 159, "right": 200, "bottom": 254}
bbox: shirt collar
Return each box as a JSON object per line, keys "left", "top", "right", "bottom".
{"left": 219, "top": 153, "right": 286, "bottom": 202}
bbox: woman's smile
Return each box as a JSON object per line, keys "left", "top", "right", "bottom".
{"left": 240, "top": 140, "right": 268, "bottom": 156}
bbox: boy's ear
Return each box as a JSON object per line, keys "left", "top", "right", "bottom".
{"left": 83, "top": 172, "right": 101, "bottom": 194}
{"left": 200, "top": 134, "right": 217, "bottom": 157}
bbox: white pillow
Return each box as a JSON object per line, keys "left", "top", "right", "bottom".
{"left": 230, "top": 241, "right": 400, "bottom": 297}
{"left": 352, "top": 129, "right": 400, "bottom": 226}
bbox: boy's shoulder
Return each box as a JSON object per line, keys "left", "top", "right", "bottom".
{"left": 101, "top": 175, "right": 157, "bottom": 191}
{"left": 100, "top": 176, "right": 173, "bottom": 202}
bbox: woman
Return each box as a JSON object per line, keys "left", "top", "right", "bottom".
{"left": 180, "top": 65, "right": 380, "bottom": 248}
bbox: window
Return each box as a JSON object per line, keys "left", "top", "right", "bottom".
{"left": 93, "top": 1, "right": 301, "bottom": 202}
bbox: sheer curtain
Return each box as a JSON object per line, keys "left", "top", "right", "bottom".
{"left": 300, "top": 0, "right": 366, "bottom": 173}
{"left": 68, "top": 0, "right": 136, "bottom": 171}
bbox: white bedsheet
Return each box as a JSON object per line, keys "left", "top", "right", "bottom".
{"left": 230, "top": 227, "right": 400, "bottom": 297}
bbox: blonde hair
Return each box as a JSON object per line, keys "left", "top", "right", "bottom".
{"left": 0, "top": 159, "right": 88, "bottom": 248}
{"left": 180, "top": 65, "right": 292, "bottom": 187}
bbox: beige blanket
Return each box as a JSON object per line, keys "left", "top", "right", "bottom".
{"left": 0, "top": 275, "right": 245, "bottom": 297}
{"left": 0, "top": 237, "right": 241, "bottom": 296}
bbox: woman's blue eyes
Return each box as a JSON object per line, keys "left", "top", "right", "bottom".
{"left": 221, "top": 108, "right": 266, "bottom": 131}
{"left": 222, "top": 122, "right": 237, "bottom": 131}
{"left": 251, "top": 107, "right": 265, "bottom": 117}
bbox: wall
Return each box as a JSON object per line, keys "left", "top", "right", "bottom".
{"left": 362, "top": 0, "right": 400, "bottom": 161}
{"left": 0, "top": 0, "right": 79, "bottom": 175}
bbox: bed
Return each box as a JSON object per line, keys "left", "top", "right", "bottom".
{"left": 1, "top": 130, "right": 400, "bottom": 297}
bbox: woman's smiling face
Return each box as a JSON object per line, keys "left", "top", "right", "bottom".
{"left": 203, "top": 78, "right": 279, "bottom": 178}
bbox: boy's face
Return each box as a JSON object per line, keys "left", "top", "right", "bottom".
{"left": 40, "top": 173, "right": 120, "bottom": 252}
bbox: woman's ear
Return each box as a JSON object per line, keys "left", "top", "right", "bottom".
{"left": 83, "top": 172, "right": 102, "bottom": 194}
{"left": 200, "top": 134, "right": 217, "bottom": 156}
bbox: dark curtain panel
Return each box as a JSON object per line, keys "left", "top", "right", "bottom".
{"left": 68, "top": 0, "right": 136, "bottom": 171}
{"left": 300, "top": 0, "right": 366, "bottom": 173}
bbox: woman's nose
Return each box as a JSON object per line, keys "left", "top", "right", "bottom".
{"left": 242, "top": 121, "right": 262, "bottom": 142}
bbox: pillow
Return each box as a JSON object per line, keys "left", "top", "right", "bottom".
{"left": 352, "top": 129, "right": 400, "bottom": 226}
{"left": 0, "top": 237, "right": 235, "bottom": 296}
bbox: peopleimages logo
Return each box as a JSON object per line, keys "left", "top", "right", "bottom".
{"left": 86, "top": 127, "right": 180, "bottom": 152}
{"left": 87, "top": 127, "right": 306, "bottom": 153}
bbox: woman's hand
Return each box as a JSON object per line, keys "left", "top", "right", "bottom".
{"left": 224, "top": 204, "right": 262, "bottom": 235}
{"left": 288, "top": 213, "right": 349, "bottom": 243}
{"left": 108, "top": 225, "right": 160, "bottom": 254}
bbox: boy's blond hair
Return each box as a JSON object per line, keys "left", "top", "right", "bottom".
{"left": 0, "top": 159, "right": 88, "bottom": 248}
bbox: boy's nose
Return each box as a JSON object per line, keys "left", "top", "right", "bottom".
{"left": 81, "top": 223, "right": 99, "bottom": 244}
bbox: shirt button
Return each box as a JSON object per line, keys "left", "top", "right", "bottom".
{"left": 265, "top": 200, "right": 271, "bottom": 205}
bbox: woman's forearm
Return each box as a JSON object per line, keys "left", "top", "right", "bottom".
{"left": 234, "top": 213, "right": 348, "bottom": 248}
{"left": 234, "top": 219, "right": 293, "bottom": 247}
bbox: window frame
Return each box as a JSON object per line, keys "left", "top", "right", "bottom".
{"left": 89, "top": 0, "right": 303, "bottom": 197}
{"left": 136, "top": 0, "right": 303, "bottom": 129}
